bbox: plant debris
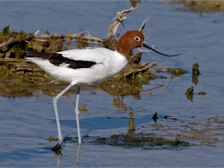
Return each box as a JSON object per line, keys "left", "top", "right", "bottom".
{"left": 170, "top": 68, "right": 188, "bottom": 76}
{"left": 192, "top": 63, "right": 200, "bottom": 85}
{"left": 168, "top": 0, "right": 224, "bottom": 13}
{"left": 90, "top": 133, "right": 190, "bottom": 149}
{"left": 0, "top": 7, "right": 180, "bottom": 98}
{"left": 49, "top": 115, "right": 224, "bottom": 149}
{"left": 62, "top": 133, "right": 190, "bottom": 150}
{"left": 185, "top": 86, "right": 194, "bottom": 102}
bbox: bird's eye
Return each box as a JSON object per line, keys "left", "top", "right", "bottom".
{"left": 134, "top": 36, "right": 141, "bottom": 41}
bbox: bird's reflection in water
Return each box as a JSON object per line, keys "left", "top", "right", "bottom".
{"left": 73, "top": 144, "right": 81, "bottom": 167}
{"left": 53, "top": 144, "right": 81, "bottom": 168}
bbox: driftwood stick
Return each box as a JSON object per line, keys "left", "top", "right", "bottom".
{"left": 0, "top": 34, "right": 34, "bottom": 48}
{"left": 0, "top": 58, "right": 26, "bottom": 62}
{"left": 33, "top": 30, "right": 87, "bottom": 39}
{"left": 108, "top": 6, "right": 137, "bottom": 40}
{"left": 122, "top": 61, "right": 155, "bottom": 77}
{"left": 139, "top": 18, "right": 149, "bottom": 32}
{"left": 0, "top": 39, "right": 16, "bottom": 48}
{"left": 33, "top": 30, "right": 104, "bottom": 45}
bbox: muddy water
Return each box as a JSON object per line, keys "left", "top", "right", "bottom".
{"left": 1, "top": 1, "right": 224, "bottom": 167}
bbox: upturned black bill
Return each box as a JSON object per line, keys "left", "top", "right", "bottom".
{"left": 142, "top": 43, "right": 181, "bottom": 57}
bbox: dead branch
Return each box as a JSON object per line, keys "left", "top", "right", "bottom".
{"left": 0, "top": 58, "right": 26, "bottom": 62}
{"left": 34, "top": 30, "right": 87, "bottom": 39}
{"left": 32, "top": 30, "right": 105, "bottom": 46}
{"left": 0, "top": 34, "right": 34, "bottom": 48}
{"left": 122, "top": 61, "right": 155, "bottom": 78}
{"left": 139, "top": 18, "right": 149, "bottom": 32}
{"left": 108, "top": 6, "right": 137, "bottom": 40}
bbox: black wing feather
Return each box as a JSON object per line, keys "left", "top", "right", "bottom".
{"left": 24, "top": 51, "right": 97, "bottom": 69}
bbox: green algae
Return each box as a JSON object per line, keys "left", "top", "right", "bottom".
{"left": 0, "top": 25, "right": 11, "bottom": 38}
{"left": 48, "top": 112, "right": 224, "bottom": 149}
{"left": 170, "top": 68, "right": 188, "bottom": 76}
{"left": 197, "top": 91, "right": 206, "bottom": 95}
{"left": 192, "top": 63, "right": 200, "bottom": 85}
{"left": 128, "top": 112, "right": 135, "bottom": 133}
{"left": 49, "top": 115, "right": 224, "bottom": 149}
{"left": 185, "top": 86, "right": 194, "bottom": 102}
{"left": 168, "top": 0, "right": 224, "bottom": 13}
{"left": 192, "top": 63, "right": 200, "bottom": 75}
{"left": 83, "top": 133, "right": 190, "bottom": 149}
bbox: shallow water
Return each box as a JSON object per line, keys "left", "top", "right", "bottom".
{"left": 1, "top": 1, "right": 224, "bottom": 167}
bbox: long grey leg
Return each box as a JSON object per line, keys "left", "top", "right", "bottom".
{"left": 52, "top": 82, "right": 74, "bottom": 150}
{"left": 75, "top": 86, "right": 82, "bottom": 144}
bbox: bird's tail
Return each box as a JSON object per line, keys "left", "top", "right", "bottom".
{"left": 22, "top": 51, "right": 55, "bottom": 59}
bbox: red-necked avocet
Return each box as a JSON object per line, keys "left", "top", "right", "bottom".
{"left": 25, "top": 30, "right": 180, "bottom": 150}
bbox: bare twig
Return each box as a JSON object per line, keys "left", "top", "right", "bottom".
{"left": 0, "top": 34, "right": 34, "bottom": 48}
{"left": 33, "top": 30, "right": 87, "bottom": 39}
{"left": 33, "top": 30, "right": 104, "bottom": 45}
{"left": 139, "top": 18, "right": 149, "bottom": 32}
{"left": 34, "top": 30, "right": 41, "bottom": 35}
{"left": 0, "top": 58, "right": 26, "bottom": 62}
{"left": 122, "top": 61, "right": 155, "bottom": 77}
{"left": 108, "top": 6, "right": 137, "bottom": 40}
{"left": 0, "top": 39, "right": 16, "bottom": 48}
